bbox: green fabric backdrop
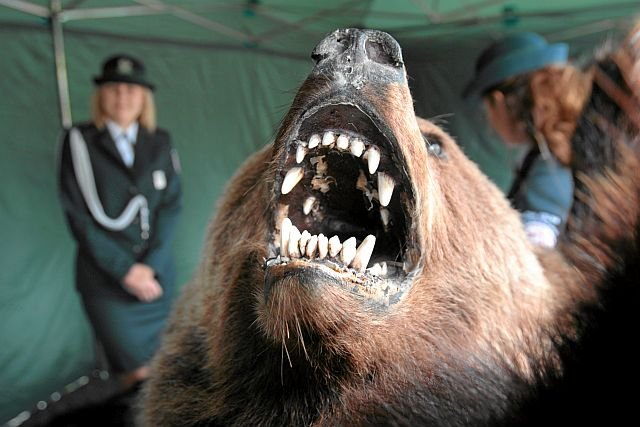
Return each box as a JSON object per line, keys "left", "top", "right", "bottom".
{"left": 0, "top": 23, "right": 313, "bottom": 422}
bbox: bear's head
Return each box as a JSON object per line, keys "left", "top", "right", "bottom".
{"left": 212, "top": 28, "right": 548, "bottom": 382}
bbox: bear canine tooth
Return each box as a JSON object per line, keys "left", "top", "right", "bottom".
{"left": 328, "top": 235, "right": 342, "bottom": 257}
{"left": 377, "top": 172, "right": 395, "bottom": 207}
{"left": 296, "top": 145, "right": 307, "bottom": 163}
{"left": 317, "top": 234, "right": 328, "bottom": 259}
{"left": 336, "top": 134, "right": 349, "bottom": 150}
{"left": 366, "top": 146, "right": 380, "bottom": 174}
{"left": 288, "top": 225, "right": 301, "bottom": 258}
{"left": 303, "top": 196, "right": 316, "bottom": 215}
{"left": 306, "top": 235, "right": 318, "bottom": 258}
{"left": 350, "top": 138, "right": 364, "bottom": 157}
{"left": 299, "top": 230, "right": 311, "bottom": 254}
{"left": 308, "top": 134, "right": 321, "bottom": 149}
{"left": 351, "top": 235, "right": 376, "bottom": 272}
{"left": 280, "top": 218, "right": 292, "bottom": 257}
{"left": 281, "top": 167, "right": 304, "bottom": 195}
{"left": 322, "top": 131, "right": 335, "bottom": 146}
{"left": 340, "top": 237, "right": 357, "bottom": 265}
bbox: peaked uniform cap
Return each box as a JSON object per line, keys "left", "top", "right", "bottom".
{"left": 462, "top": 32, "right": 568, "bottom": 100}
{"left": 94, "top": 54, "right": 155, "bottom": 91}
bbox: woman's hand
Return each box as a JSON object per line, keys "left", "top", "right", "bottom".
{"left": 122, "top": 263, "right": 163, "bottom": 302}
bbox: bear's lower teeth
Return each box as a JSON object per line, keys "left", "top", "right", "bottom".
{"left": 275, "top": 217, "right": 377, "bottom": 272}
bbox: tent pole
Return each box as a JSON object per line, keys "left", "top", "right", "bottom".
{"left": 0, "top": 0, "right": 49, "bottom": 17}
{"left": 50, "top": 0, "right": 72, "bottom": 129}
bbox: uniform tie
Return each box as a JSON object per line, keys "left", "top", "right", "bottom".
{"left": 116, "top": 133, "right": 135, "bottom": 167}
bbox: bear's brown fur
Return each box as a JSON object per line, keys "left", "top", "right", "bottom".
{"left": 140, "top": 27, "right": 640, "bottom": 426}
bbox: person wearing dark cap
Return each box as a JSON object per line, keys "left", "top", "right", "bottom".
{"left": 463, "top": 32, "right": 590, "bottom": 248}
{"left": 58, "top": 54, "right": 182, "bottom": 389}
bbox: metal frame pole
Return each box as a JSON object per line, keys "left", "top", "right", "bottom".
{"left": 50, "top": 0, "right": 72, "bottom": 129}
{"left": 0, "top": 0, "right": 48, "bottom": 16}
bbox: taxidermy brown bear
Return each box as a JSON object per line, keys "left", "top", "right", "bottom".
{"left": 141, "top": 27, "right": 640, "bottom": 426}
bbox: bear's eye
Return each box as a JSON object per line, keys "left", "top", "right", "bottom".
{"left": 427, "top": 142, "right": 445, "bottom": 159}
{"left": 425, "top": 136, "right": 446, "bottom": 159}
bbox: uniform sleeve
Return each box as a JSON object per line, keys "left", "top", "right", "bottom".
{"left": 58, "top": 130, "right": 137, "bottom": 282}
{"left": 142, "top": 137, "right": 183, "bottom": 284}
{"left": 520, "top": 156, "right": 574, "bottom": 237}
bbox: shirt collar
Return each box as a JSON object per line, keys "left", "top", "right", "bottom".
{"left": 105, "top": 120, "right": 139, "bottom": 144}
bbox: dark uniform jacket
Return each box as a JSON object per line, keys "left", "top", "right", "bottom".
{"left": 58, "top": 122, "right": 182, "bottom": 297}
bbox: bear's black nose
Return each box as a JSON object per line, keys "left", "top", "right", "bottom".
{"left": 311, "top": 28, "right": 405, "bottom": 84}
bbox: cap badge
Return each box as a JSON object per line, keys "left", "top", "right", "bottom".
{"left": 117, "top": 58, "right": 134, "bottom": 75}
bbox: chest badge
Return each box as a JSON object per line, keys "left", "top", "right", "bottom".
{"left": 153, "top": 170, "right": 167, "bottom": 190}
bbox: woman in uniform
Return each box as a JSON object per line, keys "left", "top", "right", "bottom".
{"left": 58, "top": 54, "right": 182, "bottom": 388}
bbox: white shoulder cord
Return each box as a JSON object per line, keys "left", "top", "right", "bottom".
{"left": 69, "top": 128, "right": 150, "bottom": 239}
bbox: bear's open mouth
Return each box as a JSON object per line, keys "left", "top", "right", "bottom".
{"left": 266, "top": 101, "right": 420, "bottom": 296}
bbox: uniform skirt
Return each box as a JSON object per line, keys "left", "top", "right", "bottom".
{"left": 73, "top": 234, "right": 177, "bottom": 374}
{"left": 80, "top": 286, "right": 174, "bottom": 373}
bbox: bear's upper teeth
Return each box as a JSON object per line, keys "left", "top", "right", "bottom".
{"left": 280, "top": 132, "right": 393, "bottom": 203}
{"left": 365, "top": 146, "right": 380, "bottom": 174}
{"left": 350, "top": 138, "right": 364, "bottom": 157}
{"left": 377, "top": 172, "right": 395, "bottom": 207}
{"left": 296, "top": 144, "right": 307, "bottom": 163}
{"left": 322, "top": 131, "right": 335, "bottom": 147}
{"left": 281, "top": 167, "right": 304, "bottom": 195}
{"left": 308, "top": 133, "right": 321, "bottom": 148}
{"left": 303, "top": 196, "right": 315, "bottom": 215}
{"left": 336, "top": 134, "right": 349, "bottom": 150}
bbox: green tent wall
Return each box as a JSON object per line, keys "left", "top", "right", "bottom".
{"left": 0, "top": 23, "right": 314, "bottom": 422}
{"left": 1, "top": 0, "right": 638, "bottom": 422}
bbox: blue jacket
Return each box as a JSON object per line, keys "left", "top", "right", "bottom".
{"left": 510, "top": 149, "right": 573, "bottom": 238}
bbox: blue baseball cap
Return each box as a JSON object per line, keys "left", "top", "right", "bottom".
{"left": 462, "top": 32, "right": 568, "bottom": 100}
